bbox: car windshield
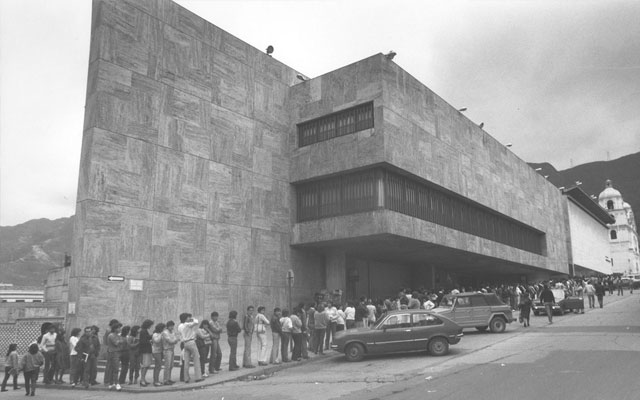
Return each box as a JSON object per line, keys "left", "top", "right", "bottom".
{"left": 372, "top": 313, "right": 388, "bottom": 328}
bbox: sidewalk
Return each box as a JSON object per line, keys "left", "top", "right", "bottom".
{"left": 6, "top": 330, "right": 333, "bottom": 393}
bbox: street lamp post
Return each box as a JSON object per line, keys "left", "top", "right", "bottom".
{"left": 286, "top": 270, "right": 295, "bottom": 312}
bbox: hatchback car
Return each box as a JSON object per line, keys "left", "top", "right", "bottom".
{"left": 431, "top": 292, "right": 514, "bottom": 333}
{"left": 331, "top": 310, "right": 463, "bottom": 362}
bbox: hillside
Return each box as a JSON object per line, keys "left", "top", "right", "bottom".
{"left": 529, "top": 151, "right": 640, "bottom": 228}
{"left": 0, "top": 216, "right": 74, "bottom": 287}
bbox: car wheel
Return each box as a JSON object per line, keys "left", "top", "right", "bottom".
{"left": 489, "top": 317, "right": 506, "bottom": 333}
{"left": 345, "top": 343, "right": 364, "bottom": 362}
{"left": 475, "top": 326, "right": 488, "bottom": 332}
{"left": 428, "top": 337, "right": 449, "bottom": 356}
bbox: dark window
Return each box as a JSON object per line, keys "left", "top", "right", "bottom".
{"left": 470, "top": 296, "right": 488, "bottom": 307}
{"left": 611, "top": 230, "right": 617, "bottom": 240}
{"left": 297, "top": 102, "right": 374, "bottom": 147}
{"left": 295, "top": 168, "right": 545, "bottom": 255}
{"left": 607, "top": 200, "right": 614, "bottom": 210}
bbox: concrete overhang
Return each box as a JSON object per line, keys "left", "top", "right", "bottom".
{"left": 291, "top": 210, "right": 567, "bottom": 276}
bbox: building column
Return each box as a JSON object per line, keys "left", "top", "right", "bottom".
{"left": 325, "top": 250, "right": 347, "bottom": 296}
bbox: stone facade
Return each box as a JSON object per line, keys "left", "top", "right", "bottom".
{"left": 70, "top": 0, "right": 323, "bottom": 329}
{"left": 72, "top": 0, "right": 572, "bottom": 328}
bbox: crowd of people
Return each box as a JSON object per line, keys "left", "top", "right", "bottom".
{"left": 1, "top": 275, "right": 631, "bottom": 396}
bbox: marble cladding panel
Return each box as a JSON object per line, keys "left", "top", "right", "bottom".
{"left": 151, "top": 213, "right": 206, "bottom": 282}
{"left": 74, "top": 201, "right": 153, "bottom": 279}
{"left": 89, "top": 70, "right": 164, "bottom": 143}
{"left": 90, "top": 2, "right": 163, "bottom": 77}
{"left": 253, "top": 80, "right": 289, "bottom": 130}
{"left": 251, "top": 175, "right": 289, "bottom": 233}
{"left": 203, "top": 283, "right": 231, "bottom": 319}
{"left": 154, "top": 146, "right": 209, "bottom": 218}
{"left": 208, "top": 162, "right": 252, "bottom": 226}
{"left": 159, "top": 24, "right": 213, "bottom": 100}
{"left": 253, "top": 122, "right": 288, "bottom": 181}
{"left": 212, "top": 51, "right": 255, "bottom": 117}
{"left": 205, "top": 222, "right": 253, "bottom": 286}
{"left": 207, "top": 162, "right": 245, "bottom": 225}
{"left": 158, "top": 114, "right": 211, "bottom": 160}
{"left": 81, "top": 128, "right": 156, "bottom": 209}
{"left": 209, "top": 104, "right": 255, "bottom": 169}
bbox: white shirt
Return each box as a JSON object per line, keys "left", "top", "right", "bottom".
{"left": 344, "top": 306, "right": 355, "bottom": 320}
{"left": 424, "top": 300, "right": 435, "bottom": 310}
{"left": 177, "top": 319, "right": 199, "bottom": 342}
{"left": 40, "top": 332, "right": 57, "bottom": 352}
{"left": 336, "top": 309, "right": 345, "bottom": 325}
{"left": 69, "top": 336, "right": 79, "bottom": 356}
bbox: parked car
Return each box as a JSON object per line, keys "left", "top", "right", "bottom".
{"left": 532, "top": 288, "right": 584, "bottom": 315}
{"left": 331, "top": 310, "right": 463, "bottom": 362}
{"left": 431, "top": 292, "right": 514, "bottom": 333}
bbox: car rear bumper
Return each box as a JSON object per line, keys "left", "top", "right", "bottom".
{"left": 448, "top": 333, "right": 463, "bottom": 344}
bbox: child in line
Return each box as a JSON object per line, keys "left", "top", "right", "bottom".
{"left": 1, "top": 343, "right": 20, "bottom": 391}
{"left": 21, "top": 343, "right": 45, "bottom": 396}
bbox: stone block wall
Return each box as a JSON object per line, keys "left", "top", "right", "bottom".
{"left": 289, "top": 54, "right": 569, "bottom": 274}
{"left": 71, "top": 0, "right": 323, "bottom": 329}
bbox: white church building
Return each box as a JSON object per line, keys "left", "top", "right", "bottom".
{"left": 598, "top": 180, "right": 640, "bottom": 275}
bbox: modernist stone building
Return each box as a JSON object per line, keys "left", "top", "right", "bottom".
{"left": 70, "top": 0, "right": 569, "bottom": 328}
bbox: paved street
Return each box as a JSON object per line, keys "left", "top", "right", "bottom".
{"left": 2, "top": 292, "right": 639, "bottom": 399}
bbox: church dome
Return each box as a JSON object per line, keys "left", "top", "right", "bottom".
{"left": 598, "top": 179, "right": 622, "bottom": 201}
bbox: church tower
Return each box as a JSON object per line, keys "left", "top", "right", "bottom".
{"left": 598, "top": 180, "right": 640, "bottom": 275}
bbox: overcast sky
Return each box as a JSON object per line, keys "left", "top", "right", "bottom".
{"left": 1, "top": 0, "right": 639, "bottom": 227}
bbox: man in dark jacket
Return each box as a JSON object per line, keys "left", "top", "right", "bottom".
{"left": 75, "top": 326, "right": 100, "bottom": 388}
{"left": 539, "top": 284, "right": 556, "bottom": 324}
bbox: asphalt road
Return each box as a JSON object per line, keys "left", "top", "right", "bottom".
{"left": 4, "top": 293, "right": 639, "bottom": 400}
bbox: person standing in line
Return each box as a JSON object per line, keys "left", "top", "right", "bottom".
{"left": 101, "top": 319, "right": 118, "bottom": 387}
{"left": 226, "top": 311, "right": 241, "bottom": 371}
{"left": 242, "top": 306, "right": 256, "bottom": 368}
{"left": 297, "top": 302, "right": 309, "bottom": 359}
{"left": 280, "top": 309, "right": 293, "bottom": 362}
{"left": 336, "top": 305, "right": 346, "bottom": 332}
{"left": 178, "top": 313, "right": 203, "bottom": 383}
{"left": 539, "top": 284, "right": 556, "bottom": 324}
{"left": 161, "top": 321, "right": 179, "bottom": 385}
{"left": 314, "top": 304, "right": 327, "bottom": 355}
{"left": 306, "top": 304, "right": 316, "bottom": 352}
{"left": 1, "top": 343, "right": 20, "bottom": 392}
{"left": 117, "top": 326, "right": 130, "bottom": 386}
{"left": 151, "top": 323, "right": 165, "bottom": 386}
{"left": 269, "top": 308, "right": 282, "bottom": 364}
{"left": 195, "top": 320, "right": 212, "bottom": 377}
{"left": 595, "top": 280, "right": 606, "bottom": 308}
{"left": 344, "top": 302, "right": 355, "bottom": 330}
{"left": 290, "top": 309, "right": 303, "bottom": 361}
{"left": 53, "top": 328, "right": 69, "bottom": 384}
{"left": 105, "top": 323, "right": 124, "bottom": 391}
{"left": 68, "top": 328, "right": 81, "bottom": 388}
{"left": 255, "top": 306, "right": 271, "bottom": 366}
{"left": 76, "top": 326, "right": 100, "bottom": 388}
{"left": 38, "top": 324, "right": 57, "bottom": 384}
{"left": 127, "top": 325, "right": 141, "bottom": 384}
{"left": 20, "top": 343, "right": 44, "bottom": 396}
{"left": 138, "top": 319, "right": 154, "bottom": 387}
{"left": 366, "top": 300, "right": 377, "bottom": 327}
{"left": 324, "top": 302, "right": 337, "bottom": 350}
{"left": 208, "top": 312, "right": 223, "bottom": 374}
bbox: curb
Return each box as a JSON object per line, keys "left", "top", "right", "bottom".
{"left": 39, "top": 352, "right": 335, "bottom": 394}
